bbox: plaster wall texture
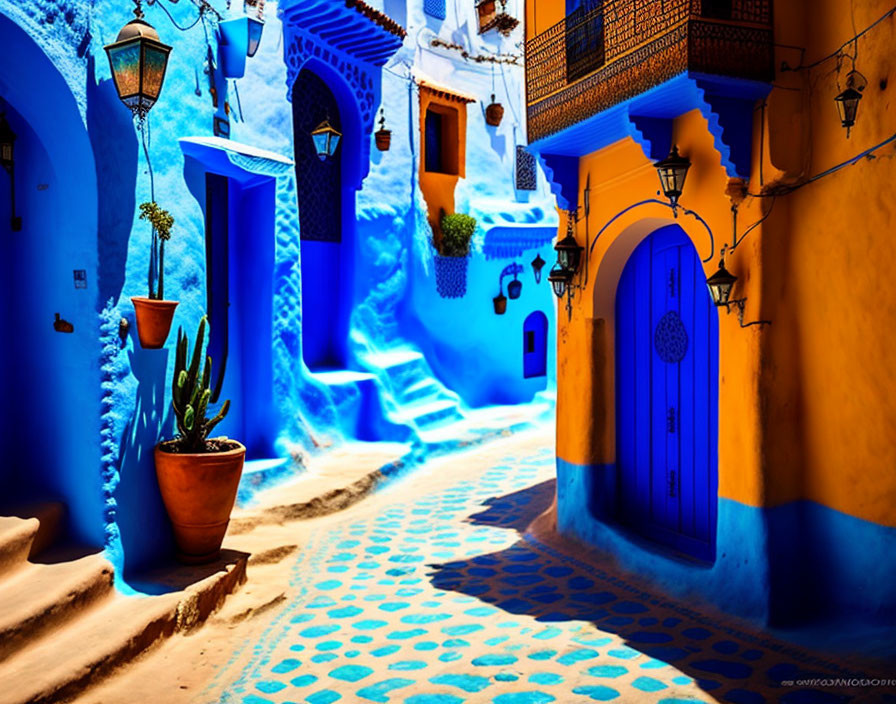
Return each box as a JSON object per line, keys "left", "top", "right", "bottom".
{"left": 526, "top": 0, "right": 896, "bottom": 624}
{"left": 0, "top": 0, "right": 556, "bottom": 581}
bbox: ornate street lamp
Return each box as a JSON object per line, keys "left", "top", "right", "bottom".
{"left": 654, "top": 145, "right": 690, "bottom": 212}
{"left": 548, "top": 263, "right": 571, "bottom": 299}
{"left": 706, "top": 255, "right": 737, "bottom": 308}
{"left": 104, "top": 0, "right": 172, "bottom": 122}
{"left": 835, "top": 71, "right": 866, "bottom": 138}
{"left": 555, "top": 212, "right": 584, "bottom": 275}
{"left": 311, "top": 118, "right": 342, "bottom": 161}
{"left": 706, "top": 249, "right": 771, "bottom": 328}
{"left": 531, "top": 253, "right": 546, "bottom": 284}
{"left": 0, "top": 111, "right": 22, "bottom": 231}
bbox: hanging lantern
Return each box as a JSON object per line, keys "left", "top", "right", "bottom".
{"left": 311, "top": 118, "right": 342, "bottom": 161}
{"left": 706, "top": 256, "right": 738, "bottom": 307}
{"left": 654, "top": 146, "right": 690, "bottom": 208}
{"left": 247, "top": 16, "right": 265, "bottom": 57}
{"left": 531, "top": 253, "right": 546, "bottom": 284}
{"left": 555, "top": 213, "right": 583, "bottom": 275}
{"left": 834, "top": 87, "right": 862, "bottom": 134}
{"left": 104, "top": 2, "right": 172, "bottom": 121}
{"left": 548, "top": 264, "right": 571, "bottom": 299}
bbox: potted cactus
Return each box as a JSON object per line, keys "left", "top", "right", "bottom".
{"left": 132, "top": 201, "right": 178, "bottom": 349}
{"left": 434, "top": 212, "right": 476, "bottom": 299}
{"left": 154, "top": 316, "right": 244, "bottom": 564}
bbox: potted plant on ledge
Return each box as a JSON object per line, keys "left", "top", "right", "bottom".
{"left": 434, "top": 212, "right": 476, "bottom": 299}
{"left": 155, "top": 316, "right": 244, "bottom": 564}
{"left": 132, "top": 201, "right": 178, "bottom": 349}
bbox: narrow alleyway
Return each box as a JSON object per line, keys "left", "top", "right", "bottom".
{"left": 82, "top": 431, "right": 893, "bottom": 704}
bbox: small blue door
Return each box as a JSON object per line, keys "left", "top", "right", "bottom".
{"left": 615, "top": 225, "right": 718, "bottom": 561}
{"left": 523, "top": 311, "right": 548, "bottom": 378}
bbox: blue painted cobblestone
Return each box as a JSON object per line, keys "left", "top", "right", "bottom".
{"left": 206, "top": 446, "right": 891, "bottom": 704}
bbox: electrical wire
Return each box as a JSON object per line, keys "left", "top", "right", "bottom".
{"left": 150, "top": 0, "right": 205, "bottom": 31}
{"left": 782, "top": 4, "right": 895, "bottom": 72}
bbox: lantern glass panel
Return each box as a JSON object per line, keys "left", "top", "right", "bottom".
{"left": 327, "top": 131, "right": 341, "bottom": 156}
{"left": 247, "top": 18, "right": 264, "bottom": 57}
{"left": 141, "top": 43, "right": 171, "bottom": 101}
{"left": 107, "top": 41, "right": 142, "bottom": 99}
{"left": 312, "top": 132, "right": 329, "bottom": 159}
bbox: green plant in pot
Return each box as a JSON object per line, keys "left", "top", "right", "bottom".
{"left": 434, "top": 213, "right": 476, "bottom": 298}
{"left": 132, "top": 201, "right": 179, "bottom": 349}
{"left": 155, "top": 316, "right": 244, "bottom": 564}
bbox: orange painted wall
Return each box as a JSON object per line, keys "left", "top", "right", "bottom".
{"left": 549, "top": 0, "right": 896, "bottom": 527}
{"left": 418, "top": 86, "right": 470, "bottom": 244}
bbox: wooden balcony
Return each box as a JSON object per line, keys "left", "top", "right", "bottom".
{"left": 526, "top": 0, "right": 773, "bottom": 144}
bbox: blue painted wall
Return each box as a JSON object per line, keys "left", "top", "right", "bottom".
{"left": 0, "top": 0, "right": 556, "bottom": 584}
{"left": 557, "top": 458, "right": 896, "bottom": 627}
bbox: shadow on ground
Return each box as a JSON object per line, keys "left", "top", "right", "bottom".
{"left": 428, "top": 481, "right": 896, "bottom": 704}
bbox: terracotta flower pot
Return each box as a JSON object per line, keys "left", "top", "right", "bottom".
{"left": 155, "top": 441, "right": 246, "bottom": 564}
{"left": 375, "top": 129, "right": 392, "bottom": 151}
{"left": 131, "top": 297, "right": 178, "bottom": 349}
{"left": 486, "top": 102, "right": 504, "bottom": 127}
{"left": 493, "top": 294, "right": 507, "bottom": 315}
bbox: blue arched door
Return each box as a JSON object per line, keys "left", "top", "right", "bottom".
{"left": 523, "top": 311, "right": 548, "bottom": 378}
{"left": 615, "top": 225, "right": 718, "bottom": 561}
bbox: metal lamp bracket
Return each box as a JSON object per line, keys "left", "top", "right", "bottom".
{"left": 726, "top": 298, "right": 771, "bottom": 328}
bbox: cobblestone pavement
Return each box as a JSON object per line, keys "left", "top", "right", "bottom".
{"left": 203, "top": 438, "right": 894, "bottom": 704}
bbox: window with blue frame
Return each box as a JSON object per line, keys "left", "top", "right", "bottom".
{"left": 565, "top": 0, "right": 604, "bottom": 83}
{"left": 424, "top": 0, "right": 446, "bottom": 20}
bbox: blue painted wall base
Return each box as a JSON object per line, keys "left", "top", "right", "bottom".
{"left": 556, "top": 457, "right": 896, "bottom": 628}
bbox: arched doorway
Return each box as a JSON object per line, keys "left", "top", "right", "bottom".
{"left": 615, "top": 225, "right": 718, "bottom": 561}
{"left": 0, "top": 14, "right": 101, "bottom": 546}
{"left": 292, "top": 68, "right": 347, "bottom": 370}
{"left": 523, "top": 311, "right": 548, "bottom": 379}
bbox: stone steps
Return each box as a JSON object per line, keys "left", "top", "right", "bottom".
{"left": 0, "top": 503, "right": 65, "bottom": 578}
{"left": 0, "top": 501, "right": 247, "bottom": 704}
{"left": 0, "top": 552, "right": 114, "bottom": 662}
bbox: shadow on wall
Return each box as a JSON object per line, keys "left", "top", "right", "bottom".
{"left": 86, "top": 56, "right": 138, "bottom": 306}
{"left": 115, "top": 346, "right": 175, "bottom": 581}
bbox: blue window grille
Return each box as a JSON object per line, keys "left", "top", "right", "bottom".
{"left": 516, "top": 146, "right": 537, "bottom": 191}
{"left": 424, "top": 0, "right": 446, "bottom": 20}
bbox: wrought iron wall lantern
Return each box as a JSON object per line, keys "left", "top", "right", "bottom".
{"left": 311, "top": 117, "right": 342, "bottom": 161}
{"left": 654, "top": 146, "right": 690, "bottom": 215}
{"left": 706, "top": 248, "right": 771, "bottom": 328}
{"left": 104, "top": 0, "right": 172, "bottom": 123}
{"left": 835, "top": 70, "right": 866, "bottom": 138}
{"left": 531, "top": 253, "right": 545, "bottom": 284}
{"left": 550, "top": 209, "right": 588, "bottom": 320}
{"left": 0, "top": 111, "right": 22, "bottom": 231}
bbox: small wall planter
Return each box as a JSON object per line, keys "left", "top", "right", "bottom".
{"left": 434, "top": 254, "right": 469, "bottom": 299}
{"left": 375, "top": 128, "right": 392, "bottom": 151}
{"left": 131, "top": 297, "right": 178, "bottom": 349}
{"left": 507, "top": 279, "right": 522, "bottom": 299}
{"left": 493, "top": 294, "right": 507, "bottom": 315}
{"left": 485, "top": 98, "right": 504, "bottom": 127}
{"left": 155, "top": 440, "right": 246, "bottom": 563}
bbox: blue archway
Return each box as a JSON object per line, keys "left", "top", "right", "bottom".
{"left": 614, "top": 225, "right": 719, "bottom": 562}
{"left": 523, "top": 311, "right": 548, "bottom": 379}
{"left": 0, "top": 13, "right": 102, "bottom": 546}
{"left": 293, "top": 67, "right": 353, "bottom": 370}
